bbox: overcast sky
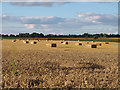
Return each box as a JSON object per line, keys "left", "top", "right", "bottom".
{"left": 2, "top": 2, "right": 118, "bottom": 35}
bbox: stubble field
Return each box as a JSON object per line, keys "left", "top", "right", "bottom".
{"left": 1, "top": 39, "right": 119, "bottom": 88}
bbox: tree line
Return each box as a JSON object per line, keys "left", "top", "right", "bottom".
{"left": 0, "top": 32, "right": 120, "bottom": 39}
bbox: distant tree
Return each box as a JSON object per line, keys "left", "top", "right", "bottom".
{"left": 30, "top": 32, "right": 39, "bottom": 38}
{"left": 100, "top": 33, "right": 104, "bottom": 37}
{"left": 1, "top": 32, "right": 120, "bottom": 38}
{"left": 19, "top": 33, "right": 27, "bottom": 38}
{"left": 39, "top": 33, "right": 44, "bottom": 37}
{"left": 93, "top": 35, "right": 99, "bottom": 39}
{"left": 103, "top": 34, "right": 107, "bottom": 38}
{"left": 47, "top": 34, "right": 54, "bottom": 37}
{"left": 10, "top": 34, "right": 15, "bottom": 37}
{"left": 83, "top": 33, "right": 89, "bottom": 37}
{"left": 24, "top": 33, "right": 30, "bottom": 37}
{"left": 2, "top": 34, "right": 8, "bottom": 37}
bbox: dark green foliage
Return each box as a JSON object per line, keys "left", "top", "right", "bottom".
{"left": 93, "top": 35, "right": 99, "bottom": 39}
{"left": 1, "top": 32, "right": 120, "bottom": 42}
{"left": 1, "top": 32, "right": 120, "bottom": 38}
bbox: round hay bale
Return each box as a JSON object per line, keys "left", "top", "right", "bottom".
{"left": 75, "top": 43, "right": 82, "bottom": 46}
{"left": 51, "top": 43, "right": 57, "bottom": 47}
{"left": 97, "top": 43, "right": 102, "bottom": 46}
{"left": 87, "top": 42, "right": 89, "bottom": 44}
{"left": 23, "top": 40, "right": 26, "bottom": 43}
{"left": 63, "top": 42, "right": 68, "bottom": 45}
{"left": 66, "top": 42, "right": 68, "bottom": 44}
{"left": 12, "top": 40, "right": 16, "bottom": 42}
{"left": 105, "top": 42, "right": 109, "bottom": 44}
{"left": 46, "top": 43, "right": 57, "bottom": 47}
{"left": 31, "top": 41, "right": 37, "bottom": 44}
{"left": 91, "top": 44, "right": 97, "bottom": 48}
{"left": 78, "top": 43, "right": 82, "bottom": 45}
{"left": 26, "top": 41, "right": 29, "bottom": 44}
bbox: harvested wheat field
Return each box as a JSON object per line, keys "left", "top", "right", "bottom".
{"left": 1, "top": 39, "right": 119, "bottom": 88}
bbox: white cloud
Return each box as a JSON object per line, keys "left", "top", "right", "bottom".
{"left": 77, "top": 12, "right": 93, "bottom": 18}
{"left": 40, "top": 24, "right": 48, "bottom": 28}
{"left": 49, "top": 32, "right": 56, "bottom": 34}
{"left": 92, "top": 20, "right": 101, "bottom": 24}
{"left": 24, "top": 24, "right": 35, "bottom": 29}
{"left": 85, "top": 16, "right": 100, "bottom": 21}
{"left": 2, "top": 14, "right": 7, "bottom": 18}
{"left": 77, "top": 12, "right": 117, "bottom": 25}
{"left": 107, "top": 33, "right": 111, "bottom": 35}
{"left": 114, "top": 32, "right": 118, "bottom": 34}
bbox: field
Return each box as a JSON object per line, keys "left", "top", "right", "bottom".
{"left": 2, "top": 37, "right": 119, "bottom": 42}
{"left": 1, "top": 39, "right": 119, "bottom": 88}
{"left": 48, "top": 37, "right": 119, "bottom": 42}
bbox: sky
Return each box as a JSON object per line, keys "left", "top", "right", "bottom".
{"left": 2, "top": 2, "right": 118, "bottom": 35}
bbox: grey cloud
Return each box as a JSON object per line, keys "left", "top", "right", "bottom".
{"left": 2, "top": 14, "right": 118, "bottom": 34}
{"left": 2, "top": 15, "right": 20, "bottom": 22}
{"left": 22, "top": 17, "right": 99, "bottom": 30}
{"left": 2, "top": 13, "right": 118, "bottom": 32}
{"left": 21, "top": 16, "right": 65, "bottom": 24}
{"left": 5, "top": 0, "right": 119, "bottom": 2}
{"left": 10, "top": 2, "right": 69, "bottom": 7}
{"left": 97, "top": 15, "right": 118, "bottom": 26}
{"left": 2, "top": 13, "right": 118, "bottom": 26}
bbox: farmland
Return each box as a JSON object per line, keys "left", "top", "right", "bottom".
{"left": 1, "top": 39, "right": 119, "bottom": 88}
{"left": 2, "top": 37, "right": 119, "bottom": 42}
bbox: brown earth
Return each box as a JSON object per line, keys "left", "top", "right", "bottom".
{"left": 1, "top": 39, "right": 119, "bottom": 88}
